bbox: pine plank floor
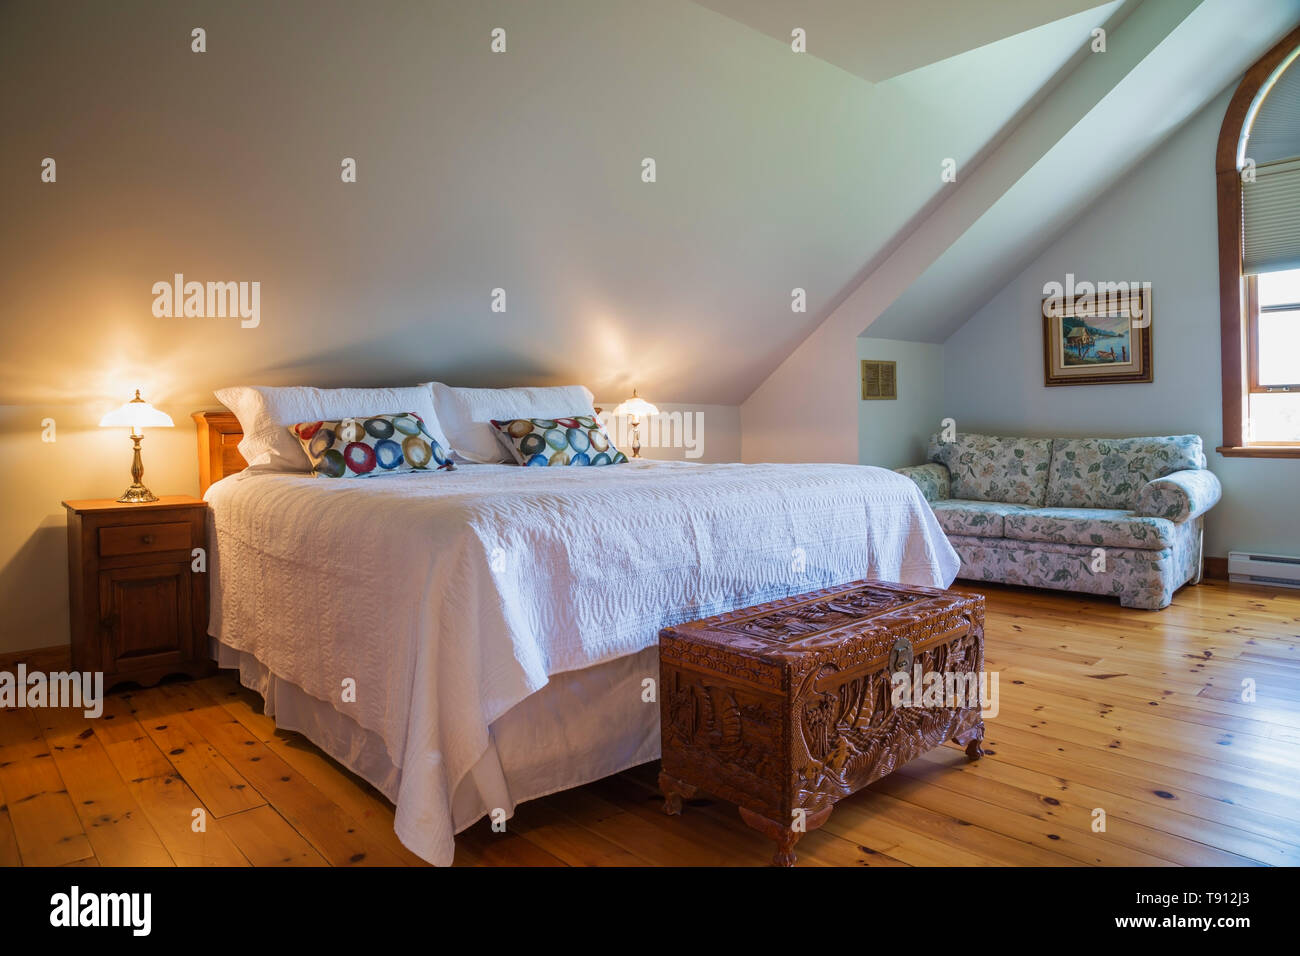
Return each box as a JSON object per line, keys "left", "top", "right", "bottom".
{"left": 1, "top": 578, "right": 1298, "bottom": 867}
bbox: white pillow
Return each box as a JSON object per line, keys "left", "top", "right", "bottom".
{"left": 215, "top": 384, "right": 452, "bottom": 472}
{"left": 427, "top": 383, "right": 596, "bottom": 463}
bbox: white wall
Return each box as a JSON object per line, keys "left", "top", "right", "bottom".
{"left": 941, "top": 88, "right": 1299, "bottom": 558}
{"left": 594, "top": 402, "right": 741, "bottom": 463}
{"left": 0, "top": 0, "right": 1096, "bottom": 415}
{"left": 856, "top": 339, "right": 945, "bottom": 470}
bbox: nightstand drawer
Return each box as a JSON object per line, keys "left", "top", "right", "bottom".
{"left": 98, "top": 521, "right": 192, "bottom": 558}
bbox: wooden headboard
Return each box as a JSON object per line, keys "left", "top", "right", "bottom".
{"left": 192, "top": 410, "right": 247, "bottom": 494}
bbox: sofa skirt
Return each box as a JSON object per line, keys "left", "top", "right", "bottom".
{"left": 945, "top": 517, "right": 1202, "bottom": 609}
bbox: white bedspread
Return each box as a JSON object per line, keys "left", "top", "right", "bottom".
{"left": 205, "top": 459, "right": 958, "bottom": 864}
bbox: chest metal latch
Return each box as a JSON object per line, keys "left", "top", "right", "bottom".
{"left": 889, "top": 636, "right": 914, "bottom": 676}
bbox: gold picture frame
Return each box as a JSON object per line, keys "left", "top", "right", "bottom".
{"left": 1042, "top": 286, "right": 1152, "bottom": 386}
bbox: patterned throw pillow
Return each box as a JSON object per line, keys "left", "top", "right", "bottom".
{"left": 489, "top": 415, "right": 628, "bottom": 466}
{"left": 288, "top": 412, "right": 455, "bottom": 478}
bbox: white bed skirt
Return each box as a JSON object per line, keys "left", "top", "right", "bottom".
{"left": 212, "top": 638, "right": 661, "bottom": 864}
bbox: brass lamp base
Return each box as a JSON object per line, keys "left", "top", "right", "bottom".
{"left": 116, "top": 483, "right": 159, "bottom": 504}
{"left": 116, "top": 430, "right": 158, "bottom": 503}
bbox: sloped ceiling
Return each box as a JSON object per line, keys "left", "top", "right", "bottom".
{"left": 742, "top": 0, "right": 1300, "bottom": 464}
{"left": 0, "top": 0, "right": 1123, "bottom": 409}
{"left": 692, "top": 0, "right": 1108, "bottom": 81}
{"left": 868, "top": 0, "right": 1300, "bottom": 343}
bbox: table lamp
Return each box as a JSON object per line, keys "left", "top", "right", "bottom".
{"left": 612, "top": 389, "right": 659, "bottom": 458}
{"left": 99, "top": 389, "right": 174, "bottom": 503}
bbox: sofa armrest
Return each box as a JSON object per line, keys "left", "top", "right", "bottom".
{"left": 895, "top": 462, "right": 950, "bottom": 502}
{"left": 1133, "top": 469, "right": 1222, "bottom": 522}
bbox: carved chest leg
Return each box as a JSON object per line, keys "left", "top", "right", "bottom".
{"left": 659, "top": 771, "right": 700, "bottom": 816}
{"left": 739, "top": 804, "right": 833, "bottom": 867}
{"left": 956, "top": 721, "right": 985, "bottom": 761}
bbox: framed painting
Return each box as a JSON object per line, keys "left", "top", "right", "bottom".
{"left": 1042, "top": 286, "right": 1152, "bottom": 386}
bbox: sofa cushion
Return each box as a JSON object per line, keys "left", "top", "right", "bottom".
{"left": 927, "top": 433, "right": 1053, "bottom": 506}
{"left": 930, "top": 499, "right": 1033, "bottom": 538}
{"left": 1003, "top": 507, "right": 1178, "bottom": 550}
{"left": 1045, "top": 435, "right": 1205, "bottom": 509}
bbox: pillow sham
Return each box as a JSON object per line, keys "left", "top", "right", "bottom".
{"left": 489, "top": 415, "right": 627, "bottom": 466}
{"left": 289, "top": 413, "right": 455, "bottom": 478}
{"left": 216, "top": 384, "right": 452, "bottom": 473}
{"left": 427, "top": 383, "right": 597, "bottom": 463}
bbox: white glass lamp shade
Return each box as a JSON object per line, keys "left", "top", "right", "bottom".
{"left": 98, "top": 390, "right": 174, "bottom": 431}
{"left": 612, "top": 395, "right": 659, "bottom": 418}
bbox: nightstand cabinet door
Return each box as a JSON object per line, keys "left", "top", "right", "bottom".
{"left": 98, "top": 561, "right": 194, "bottom": 674}
{"left": 64, "top": 497, "right": 212, "bottom": 691}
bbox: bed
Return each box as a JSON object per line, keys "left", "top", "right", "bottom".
{"left": 194, "top": 409, "right": 960, "bottom": 866}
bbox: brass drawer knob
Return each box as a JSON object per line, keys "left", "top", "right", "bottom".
{"left": 142, "top": 534, "right": 155, "bottom": 544}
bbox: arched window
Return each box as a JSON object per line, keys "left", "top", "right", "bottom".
{"left": 1217, "top": 26, "right": 1300, "bottom": 456}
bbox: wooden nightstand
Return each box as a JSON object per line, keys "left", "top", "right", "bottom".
{"left": 63, "top": 496, "right": 213, "bottom": 691}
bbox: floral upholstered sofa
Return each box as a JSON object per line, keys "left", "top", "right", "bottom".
{"left": 896, "top": 433, "right": 1222, "bottom": 609}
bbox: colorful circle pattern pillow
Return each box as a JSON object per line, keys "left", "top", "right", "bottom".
{"left": 289, "top": 412, "right": 455, "bottom": 478}
{"left": 489, "top": 415, "right": 628, "bottom": 466}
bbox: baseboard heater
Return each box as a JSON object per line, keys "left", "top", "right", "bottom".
{"left": 1228, "top": 551, "right": 1300, "bottom": 589}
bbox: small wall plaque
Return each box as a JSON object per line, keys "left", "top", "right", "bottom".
{"left": 861, "top": 359, "right": 897, "bottom": 400}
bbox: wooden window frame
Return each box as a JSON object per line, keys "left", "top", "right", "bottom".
{"left": 1246, "top": 275, "right": 1300, "bottom": 394}
{"left": 1242, "top": 274, "right": 1300, "bottom": 447}
{"left": 1216, "top": 25, "right": 1300, "bottom": 459}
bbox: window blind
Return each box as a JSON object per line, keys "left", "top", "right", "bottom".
{"left": 1242, "top": 157, "right": 1300, "bottom": 275}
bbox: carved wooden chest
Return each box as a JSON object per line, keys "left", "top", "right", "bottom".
{"left": 659, "top": 580, "right": 985, "bottom": 866}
